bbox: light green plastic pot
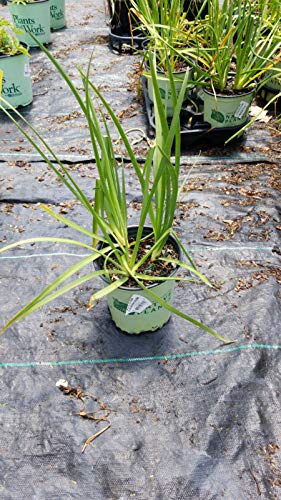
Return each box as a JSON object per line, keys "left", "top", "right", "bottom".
{"left": 263, "top": 64, "right": 281, "bottom": 93}
{"left": 96, "top": 227, "right": 181, "bottom": 334}
{"left": 203, "top": 87, "right": 255, "bottom": 128}
{"left": 0, "top": 45, "right": 33, "bottom": 109}
{"left": 8, "top": 0, "right": 51, "bottom": 47}
{"left": 50, "top": 0, "right": 66, "bottom": 30}
{"left": 107, "top": 278, "right": 177, "bottom": 334}
{"left": 146, "top": 65, "right": 194, "bottom": 118}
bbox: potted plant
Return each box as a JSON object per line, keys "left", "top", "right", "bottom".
{"left": 261, "top": 64, "right": 281, "bottom": 104}
{"left": 107, "top": 0, "right": 146, "bottom": 52}
{"left": 8, "top": 0, "right": 51, "bottom": 47}
{"left": 108, "top": 0, "right": 133, "bottom": 36}
{"left": 0, "top": 36, "right": 231, "bottom": 342}
{"left": 0, "top": 17, "right": 33, "bottom": 108}
{"left": 257, "top": 0, "right": 281, "bottom": 101}
{"left": 50, "top": 0, "right": 66, "bottom": 31}
{"left": 130, "top": 0, "right": 195, "bottom": 117}
{"left": 184, "top": 0, "right": 281, "bottom": 129}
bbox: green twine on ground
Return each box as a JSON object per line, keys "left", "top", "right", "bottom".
{"left": 0, "top": 344, "right": 279, "bottom": 369}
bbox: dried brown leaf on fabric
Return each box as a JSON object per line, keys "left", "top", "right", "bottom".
{"left": 251, "top": 211, "right": 270, "bottom": 227}
{"left": 267, "top": 171, "right": 281, "bottom": 191}
{"left": 57, "top": 384, "right": 84, "bottom": 399}
{"left": 56, "top": 383, "right": 112, "bottom": 452}
{"left": 250, "top": 105, "right": 271, "bottom": 123}
{"left": 74, "top": 409, "right": 110, "bottom": 423}
{"left": 131, "top": 404, "right": 140, "bottom": 413}
{"left": 235, "top": 264, "right": 281, "bottom": 292}
{"left": 237, "top": 187, "right": 268, "bottom": 199}
{"left": 235, "top": 273, "right": 269, "bottom": 292}
{"left": 236, "top": 260, "right": 260, "bottom": 268}
{"left": 203, "top": 229, "right": 225, "bottom": 241}
{"left": 258, "top": 443, "right": 281, "bottom": 490}
{"left": 248, "top": 229, "right": 272, "bottom": 241}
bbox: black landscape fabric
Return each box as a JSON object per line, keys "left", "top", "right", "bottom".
{"left": 0, "top": 0, "right": 280, "bottom": 499}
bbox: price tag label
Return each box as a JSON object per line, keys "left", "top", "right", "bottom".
{"left": 125, "top": 294, "right": 152, "bottom": 315}
{"left": 24, "top": 64, "right": 30, "bottom": 77}
{"left": 0, "top": 70, "right": 3, "bottom": 94}
{"left": 234, "top": 101, "right": 249, "bottom": 119}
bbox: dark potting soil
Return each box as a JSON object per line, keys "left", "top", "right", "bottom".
{"left": 102, "top": 236, "right": 179, "bottom": 287}
{"left": 203, "top": 72, "right": 256, "bottom": 96}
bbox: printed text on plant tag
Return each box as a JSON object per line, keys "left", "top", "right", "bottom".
{"left": 24, "top": 64, "right": 30, "bottom": 77}
{"left": 234, "top": 101, "right": 249, "bottom": 119}
{"left": 125, "top": 295, "right": 153, "bottom": 315}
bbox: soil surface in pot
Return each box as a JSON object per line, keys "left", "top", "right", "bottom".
{"left": 152, "top": 57, "right": 190, "bottom": 75}
{"left": 204, "top": 73, "right": 256, "bottom": 96}
{"left": 102, "top": 236, "right": 179, "bottom": 287}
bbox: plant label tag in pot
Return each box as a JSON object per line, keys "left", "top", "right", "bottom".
{"left": 0, "top": 70, "right": 3, "bottom": 93}
{"left": 24, "top": 64, "right": 30, "bottom": 77}
{"left": 234, "top": 101, "right": 249, "bottom": 119}
{"left": 125, "top": 295, "right": 153, "bottom": 315}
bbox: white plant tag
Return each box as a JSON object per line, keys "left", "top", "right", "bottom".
{"left": 234, "top": 101, "right": 249, "bottom": 119}
{"left": 198, "top": 89, "right": 204, "bottom": 100}
{"left": 125, "top": 294, "right": 153, "bottom": 315}
{"left": 24, "top": 64, "right": 30, "bottom": 77}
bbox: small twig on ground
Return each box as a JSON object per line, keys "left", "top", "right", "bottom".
{"left": 81, "top": 424, "right": 111, "bottom": 453}
{"left": 249, "top": 469, "right": 262, "bottom": 496}
{"left": 56, "top": 380, "right": 112, "bottom": 453}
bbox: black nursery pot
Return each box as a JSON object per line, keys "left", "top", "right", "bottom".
{"left": 108, "top": 0, "right": 146, "bottom": 52}
{"left": 109, "top": 0, "right": 132, "bottom": 36}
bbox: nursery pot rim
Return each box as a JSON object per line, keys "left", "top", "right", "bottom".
{"left": 110, "top": 27, "right": 146, "bottom": 39}
{"left": 95, "top": 225, "right": 182, "bottom": 292}
{"left": 203, "top": 85, "right": 256, "bottom": 99}
{"left": 8, "top": 0, "right": 50, "bottom": 3}
{"left": 263, "top": 82, "right": 281, "bottom": 93}
{"left": 0, "top": 42, "right": 29, "bottom": 59}
{"left": 143, "top": 48, "right": 193, "bottom": 75}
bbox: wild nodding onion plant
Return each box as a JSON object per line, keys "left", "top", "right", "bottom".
{"left": 184, "top": 0, "right": 281, "bottom": 92}
{"left": 0, "top": 36, "right": 232, "bottom": 342}
{"left": 129, "top": 0, "right": 192, "bottom": 72}
{"left": 10, "top": 0, "right": 38, "bottom": 4}
{"left": 253, "top": 0, "right": 281, "bottom": 26}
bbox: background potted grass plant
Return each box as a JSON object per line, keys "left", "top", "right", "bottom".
{"left": 108, "top": 0, "right": 133, "bottom": 37}
{"left": 107, "top": 0, "right": 146, "bottom": 52}
{"left": 260, "top": 62, "right": 281, "bottom": 106}
{"left": 0, "top": 17, "right": 33, "bottom": 108}
{"left": 130, "top": 0, "right": 195, "bottom": 117}
{"left": 8, "top": 0, "right": 51, "bottom": 47}
{"left": 256, "top": 0, "right": 281, "bottom": 101}
{"left": 184, "top": 0, "right": 281, "bottom": 128}
{"left": 0, "top": 36, "right": 231, "bottom": 342}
